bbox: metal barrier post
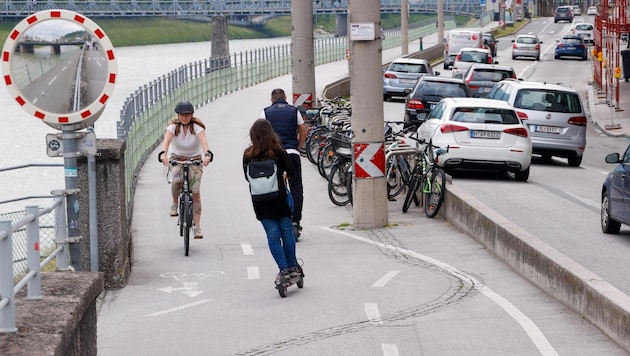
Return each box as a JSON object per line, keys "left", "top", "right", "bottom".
{"left": 25, "top": 206, "right": 42, "bottom": 300}
{"left": 52, "top": 190, "right": 70, "bottom": 271}
{"left": 0, "top": 220, "right": 17, "bottom": 333}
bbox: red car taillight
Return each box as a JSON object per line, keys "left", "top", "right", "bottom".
{"left": 407, "top": 99, "right": 425, "bottom": 110}
{"left": 568, "top": 116, "right": 587, "bottom": 126}
{"left": 384, "top": 73, "right": 397, "bottom": 79}
{"left": 513, "top": 43, "right": 518, "bottom": 49}
{"left": 440, "top": 124, "right": 469, "bottom": 133}
{"left": 455, "top": 53, "right": 461, "bottom": 61}
{"left": 516, "top": 111, "right": 529, "bottom": 120}
{"left": 535, "top": 44, "right": 541, "bottom": 50}
{"left": 504, "top": 127, "right": 529, "bottom": 137}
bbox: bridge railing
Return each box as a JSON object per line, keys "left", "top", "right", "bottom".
{"left": 116, "top": 17, "right": 456, "bottom": 218}
{"left": 0, "top": 193, "right": 70, "bottom": 334}
{"left": 0, "top": 0, "right": 481, "bottom": 18}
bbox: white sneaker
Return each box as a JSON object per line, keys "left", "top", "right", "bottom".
{"left": 194, "top": 226, "right": 203, "bottom": 239}
{"left": 169, "top": 204, "right": 178, "bottom": 217}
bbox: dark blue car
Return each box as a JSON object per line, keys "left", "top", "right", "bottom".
{"left": 555, "top": 35, "right": 587, "bottom": 60}
{"left": 602, "top": 146, "right": 630, "bottom": 233}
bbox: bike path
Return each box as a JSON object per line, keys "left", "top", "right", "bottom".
{"left": 97, "top": 22, "right": 627, "bottom": 355}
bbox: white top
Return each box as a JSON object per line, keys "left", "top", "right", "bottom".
{"left": 166, "top": 123, "right": 205, "bottom": 157}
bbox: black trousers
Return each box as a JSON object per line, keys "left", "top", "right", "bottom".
{"left": 288, "top": 153, "right": 303, "bottom": 224}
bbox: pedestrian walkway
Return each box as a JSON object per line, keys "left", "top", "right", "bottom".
{"left": 588, "top": 77, "right": 630, "bottom": 137}
{"left": 97, "top": 20, "right": 629, "bottom": 355}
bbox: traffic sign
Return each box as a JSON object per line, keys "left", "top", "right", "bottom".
{"left": 354, "top": 143, "right": 385, "bottom": 178}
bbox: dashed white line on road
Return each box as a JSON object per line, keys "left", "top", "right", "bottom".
{"left": 372, "top": 270, "right": 400, "bottom": 288}
{"left": 241, "top": 243, "right": 254, "bottom": 255}
{"left": 247, "top": 266, "right": 260, "bottom": 280}
{"left": 381, "top": 343, "right": 400, "bottom": 356}
{"left": 364, "top": 303, "right": 383, "bottom": 326}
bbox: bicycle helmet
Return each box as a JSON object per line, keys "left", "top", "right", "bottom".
{"left": 175, "top": 101, "right": 194, "bottom": 114}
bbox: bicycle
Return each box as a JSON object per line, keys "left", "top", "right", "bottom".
{"left": 327, "top": 144, "right": 353, "bottom": 206}
{"left": 402, "top": 138, "right": 448, "bottom": 218}
{"left": 168, "top": 158, "right": 204, "bottom": 256}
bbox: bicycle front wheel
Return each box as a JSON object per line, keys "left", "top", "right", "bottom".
{"left": 386, "top": 156, "right": 405, "bottom": 199}
{"left": 424, "top": 168, "right": 446, "bottom": 218}
{"left": 306, "top": 127, "right": 328, "bottom": 165}
{"left": 402, "top": 170, "right": 421, "bottom": 213}
{"left": 328, "top": 161, "right": 351, "bottom": 206}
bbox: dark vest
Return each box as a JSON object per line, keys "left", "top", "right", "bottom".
{"left": 264, "top": 100, "right": 299, "bottom": 150}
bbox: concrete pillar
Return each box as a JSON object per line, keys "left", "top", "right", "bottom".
{"left": 335, "top": 14, "right": 348, "bottom": 37}
{"left": 77, "top": 139, "right": 130, "bottom": 289}
{"left": 348, "top": 0, "right": 387, "bottom": 229}
{"left": 438, "top": 0, "right": 445, "bottom": 45}
{"left": 401, "top": 0, "right": 409, "bottom": 55}
{"left": 291, "top": 0, "right": 316, "bottom": 108}
{"left": 210, "top": 16, "right": 231, "bottom": 70}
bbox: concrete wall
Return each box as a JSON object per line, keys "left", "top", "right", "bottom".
{"left": 322, "top": 44, "right": 445, "bottom": 99}
{"left": 443, "top": 184, "right": 630, "bottom": 353}
{"left": 0, "top": 272, "right": 103, "bottom": 356}
{"left": 77, "top": 139, "right": 130, "bottom": 289}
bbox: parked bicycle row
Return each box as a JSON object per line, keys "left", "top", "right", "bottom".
{"left": 299, "top": 98, "right": 447, "bottom": 218}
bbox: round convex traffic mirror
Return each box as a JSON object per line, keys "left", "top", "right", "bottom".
{"left": 1, "top": 9, "right": 117, "bottom": 130}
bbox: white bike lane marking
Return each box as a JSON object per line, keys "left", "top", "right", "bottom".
{"left": 381, "top": 343, "right": 400, "bottom": 356}
{"left": 323, "top": 227, "right": 559, "bottom": 356}
{"left": 372, "top": 270, "right": 400, "bottom": 287}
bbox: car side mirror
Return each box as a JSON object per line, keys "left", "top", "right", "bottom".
{"left": 494, "top": 61, "right": 499, "bottom": 64}
{"left": 539, "top": 41, "right": 543, "bottom": 44}
{"left": 605, "top": 153, "right": 622, "bottom": 164}
{"left": 434, "top": 71, "right": 441, "bottom": 76}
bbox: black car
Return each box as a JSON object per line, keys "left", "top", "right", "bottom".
{"left": 602, "top": 145, "right": 630, "bottom": 233}
{"left": 483, "top": 33, "right": 498, "bottom": 57}
{"left": 463, "top": 63, "right": 517, "bottom": 98}
{"left": 403, "top": 76, "right": 472, "bottom": 128}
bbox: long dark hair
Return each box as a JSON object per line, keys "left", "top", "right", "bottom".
{"left": 167, "top": 115, "right": 206, "bottom": 136}
{"left": 244, "top": 119, "right": 283, "bottom": 160}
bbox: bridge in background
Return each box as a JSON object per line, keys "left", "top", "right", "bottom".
{"left": 0, "top": 0, "right": 482, "bottom": 19}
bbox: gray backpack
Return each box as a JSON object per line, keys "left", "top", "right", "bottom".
{"left": 247, "top": 159, "right": 279, "bottom": 202}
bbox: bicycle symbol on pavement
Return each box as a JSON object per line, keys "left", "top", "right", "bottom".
{"left": 159, "top": 271, "right": 225, "bottom": 281}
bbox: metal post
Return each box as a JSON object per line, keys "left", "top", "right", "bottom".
{"left": 52, "top": 190, "right": 70, "bottom": 271}
{"left": 0, "top": 220, "right": 17, "bottom": 333}
{"left": 87, "top": 127, "right": 99, "bottom": 272}
{"left": 25, "top": 206, "right": 42, "bottom": 300}
{"left": 401, "top": 0, "right": 409, "bottom": 55}
{"left": 62, "top": 127, "right": 82, "bottom": 271}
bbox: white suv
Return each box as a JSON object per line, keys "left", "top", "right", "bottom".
{"left": 486, "top": 79, "right": 587, "bottom": 167}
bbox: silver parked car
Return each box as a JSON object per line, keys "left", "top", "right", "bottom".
{"left": 383, "top": 58, "right": 437, "bottom": 101}
{"left": 512, "top": 34, "right": 542, "bottom": 61}
{"left": 486, "top": 79, "right": 587, "bottom": 167}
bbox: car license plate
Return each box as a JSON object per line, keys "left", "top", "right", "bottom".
{"left": 568, "top": 46, "right": 576, "bottom": 50}
{"left": 400, "top": 79, "right": 415, "bottom": 84}
{"left": 533, "top": 125, "right": 561, "bottom": 134}
{"left": 470, "top": 130, "right": 500, "bottom": 139}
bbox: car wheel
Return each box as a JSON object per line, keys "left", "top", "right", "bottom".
{"left": 581, "top": 55, "right": 587, "bottom": 61}
{"left": 568, "top": 155, "right": 582, "bottom": 167}
{"left": 601, "top": 193, "right": 622, "bottom": 234}
{"left": 383, "top": 94, "right": 390, "bottom": 101}
{"left": 514, "top": 166, "right": 530, "bottom": 182}
{"left": 512, "top": 55, "right": 516, "bottom": 60}
{"left": 555, "top": 55, "right": 560, "bottom": 60}
{"left": 443, "top": 63, "right": 449, "bottom": 70}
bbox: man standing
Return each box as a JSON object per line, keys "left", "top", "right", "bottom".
{"left": 260, "top": 88, "right": 307, "bottom": 239}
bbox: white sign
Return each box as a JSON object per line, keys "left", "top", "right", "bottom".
{"left": 350, "top": 22, "right": 376, "bottom": 41}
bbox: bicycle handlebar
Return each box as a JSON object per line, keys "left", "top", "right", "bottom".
{"left": 169, "top": 159, "right": 202, "bottom": 166}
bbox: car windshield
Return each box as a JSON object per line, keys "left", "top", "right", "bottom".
{"left": 389, "top": 62, "right": 428, "bottom": 73}
{"left": 561, "top": 37, "right": 583, "bottom": 45}
{"left": 460, "top": 51, "right": 488, "bottom": 63}
{"left": 557, "top": 7, "right": 570, "bottom": 12}
{"left": 517, "top": 37, "right": 538, "bottom": 44}
{"left": 471, "top": 70, "right": 513, "bottom": 82}
{"left": 514, "top": 89, "right": 582, "bottom": 113}
{"left": 575, "top": 24, "right": 593, "bottom": 30}
{"left": 419, "top": 82, "right": 467, "bottom": 97}
{"left": 451, "top": 107, "right": 519, "bottom": 124}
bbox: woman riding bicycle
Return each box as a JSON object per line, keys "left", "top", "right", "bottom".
{"left": 158, "top": 101, "right": 212, "bottom": 239}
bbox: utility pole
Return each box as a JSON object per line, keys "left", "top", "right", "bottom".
{"left": 401, "top": 0, "right": 409, "bottom": 55}
{"left": 291, "top": 0, "right": 316, "bottom": 108}
{"left": 348, "top": 0, "right": 387, "bottom": 228}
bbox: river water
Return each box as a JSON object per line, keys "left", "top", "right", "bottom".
{"left": 0, "top": 37, "right": 290, "bottom": 212}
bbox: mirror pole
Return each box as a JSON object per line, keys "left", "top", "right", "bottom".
{"left": 62, "top": 127, "right": 82, "bottom": 271}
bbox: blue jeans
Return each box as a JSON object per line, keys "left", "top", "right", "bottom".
{"left": 260, "top": 217, "right": 297, "bottom": 271}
